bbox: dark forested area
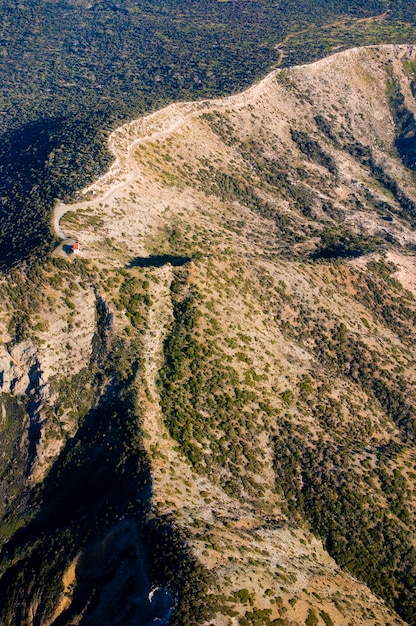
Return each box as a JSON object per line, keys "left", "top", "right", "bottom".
{"left": 0, "top": 0, "right": 415, "bottom": 269}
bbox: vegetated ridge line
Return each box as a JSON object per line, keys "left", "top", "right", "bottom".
{"left": 274, "top": 8, "right": 391, "bottom": 52}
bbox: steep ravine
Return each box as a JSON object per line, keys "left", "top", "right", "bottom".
{"left": 0, "top": 281, "right": 214, "bottom": 625}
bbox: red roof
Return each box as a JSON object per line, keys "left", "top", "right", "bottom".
{"left": 72, "top": 243, "right": 80, "bottom": 251}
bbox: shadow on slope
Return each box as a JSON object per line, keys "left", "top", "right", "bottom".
{"left": 0, "top": 113, "right": 111, "bottom": 271}
{"left": 390, "top": 76, "right": 416, "bottom": 171}
{"left": 0, "top": 384, "right": 151, "bottom": 623}
{"left": 0, "top": 381, "right": 214, "bottom": 625}
{"left": 128, "top": 255, "right": 192, "bottom": 269}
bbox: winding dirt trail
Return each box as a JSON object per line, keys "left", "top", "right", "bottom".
{"left": 53, "top": 40, "right": 407, "bottom": 242}
{"left": 53, "top": 71, "right": 278, "bottom": 239}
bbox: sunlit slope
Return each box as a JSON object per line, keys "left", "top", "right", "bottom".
{"left": 1, "top": 45, "right": 416, "bottom": 625}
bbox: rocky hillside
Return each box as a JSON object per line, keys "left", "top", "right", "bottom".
{"left": 1, "top": 44, "right": 416, "bottom": 625}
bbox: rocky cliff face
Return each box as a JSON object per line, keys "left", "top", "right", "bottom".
{"left": 1, "top": 45, "right": 416, "bottom": 625}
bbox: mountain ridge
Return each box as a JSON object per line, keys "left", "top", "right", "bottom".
{"left": 54, "top": 43, "right": 416, "bottom": 227}
{"left": 1, "top": 44, "right": 416, "bottom": 625}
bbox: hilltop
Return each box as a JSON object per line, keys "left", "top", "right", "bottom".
{"left": 1, "top": 0, "right": 416, "bottom": 271}
{"left": 1, "top": 45, "right": 416, "bottom": 625}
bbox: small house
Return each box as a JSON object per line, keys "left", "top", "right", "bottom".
{"left": 71, "top": 242, "right": 81, "bottom": 254}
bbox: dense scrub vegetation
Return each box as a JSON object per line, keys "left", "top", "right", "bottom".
{"left": 1, "top": 0, "right": 416, "bottom": 269}
{"left": 158, "top": 273, "right": 268, "bottom": 499}
{"left": 274, "top": 422, "right": 416, "bottom": 623}
{"left": 266, "top": 261, "right": 416, "bottom": 623}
